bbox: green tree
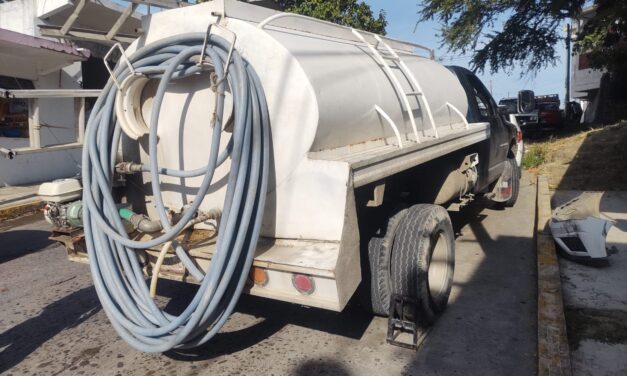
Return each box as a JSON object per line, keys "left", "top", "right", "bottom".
{"left": 274, "top": 0, "right": 387, "bottom": 34}
{"left": 419, "top": 0, "right": 626, "bottom": 74}
{"left": 575, "top": 0, "right": 627, "bottom": 73}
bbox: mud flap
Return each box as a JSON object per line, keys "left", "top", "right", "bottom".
{"left": 490, "top": 161, "right": 514, "bottom": 202}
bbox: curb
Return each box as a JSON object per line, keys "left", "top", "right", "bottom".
{"left": 0, "top": 200, "right": 43, "bottom": 221}
{"left": 536, "top": 175, "right": 572, "bottom": 375}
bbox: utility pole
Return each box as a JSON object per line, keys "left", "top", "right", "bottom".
{"left": 565, "top": 23, "right": 572, "bottom": 119}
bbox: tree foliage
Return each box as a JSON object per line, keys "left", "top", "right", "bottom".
{"left": 419, "top": 0, "right": 626, "bottom": 74}
{"left": 575, "top": 0, "right": 627, "bottom": 73}
{"left": 273, "top": 0, "right": 387, "bottom": 34}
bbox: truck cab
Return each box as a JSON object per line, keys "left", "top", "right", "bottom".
{"left": 448, "top": 66, "right": 517, "bottom": 187}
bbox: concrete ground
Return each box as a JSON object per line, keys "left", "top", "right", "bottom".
{"left": 0, "top": 183, "right": 42, "bottom": 221}
{"left": 0, "top": 184, "right": 40, "bottom": 206}
{"left": 552, "top": 191, "right": 627, "bottom": 376}
{"left": 0, "top": 175, "right": 537, "bottom": 376}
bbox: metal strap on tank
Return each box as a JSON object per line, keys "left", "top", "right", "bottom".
{"left": 352, "top": 28, "right": 421, "bottom": 143}
{"left": 374, "top": 105, "right": 403, "bottom": 149}
{"left": 374, "top": 35, "right": 439, "bottom": 139}
{"left": 445, "top": 102, "right": 470, "bottom": 129}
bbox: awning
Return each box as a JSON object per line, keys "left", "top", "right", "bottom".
{"left": 38, "top": 0, "right": 143, "bottom": 45}
{"left": 0, "top": 28, "right": 90, "bottom": 80}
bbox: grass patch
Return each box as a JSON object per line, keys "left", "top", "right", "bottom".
{"left": 521, "top": 144, "right": 547, "bottom": 169}
{"left": 523, "top": 121, "right": 627, "bottom": 190}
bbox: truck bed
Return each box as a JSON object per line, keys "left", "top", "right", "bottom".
{"left": 310, "top": 122, "right": 490, "bottom": 187}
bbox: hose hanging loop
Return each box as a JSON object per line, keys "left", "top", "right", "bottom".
{"left": 198, "top": 22, "right": 237, "bottom": 79}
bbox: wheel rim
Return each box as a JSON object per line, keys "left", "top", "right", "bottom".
{"left": 428, "top": 231, "right": 450, "bottom": 299}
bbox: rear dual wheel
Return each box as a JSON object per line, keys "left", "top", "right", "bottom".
{"left": 368, "top": 204, "right": 455, "bottom": 326}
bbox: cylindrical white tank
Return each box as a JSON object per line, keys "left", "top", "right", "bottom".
{"left": 123, "top": 0, "right": 472, "bottom": 241}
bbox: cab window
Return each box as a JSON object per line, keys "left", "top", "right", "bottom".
{"left": 467, "top": 75, "right": 495, "bottom": 121}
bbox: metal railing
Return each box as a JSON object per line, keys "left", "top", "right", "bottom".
{"left": 0, "top": 88, "right": 100, "bottom": 159}
{"left": 257, "top": 12, "right": 435, "bottom": 60}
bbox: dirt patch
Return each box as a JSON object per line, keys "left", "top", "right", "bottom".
{"left": 0, "top": 200, "right": 42, "bottom": 222}
{"left": 565, "top": 307, "right": 627, "bottom": 350}
{"left": 524, "top": 122, "right": 627, "bottom": 190}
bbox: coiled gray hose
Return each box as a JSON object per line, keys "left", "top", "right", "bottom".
{"left": 81, "top": 32, "right": 269, "bottom": 352}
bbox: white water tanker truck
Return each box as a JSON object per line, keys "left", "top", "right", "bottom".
{"left": 38, "top": 0, "right": 521, "bottom": 351}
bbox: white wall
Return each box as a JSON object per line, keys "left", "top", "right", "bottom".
{"left": 570, "top": 9, "right": 605, "bottom": 100}
{"left": 36, "top": 63, "right": 83, "bottom": 147}
{"left": 0, "top": 1, "right": 104, "bottom": 186}
{"left": 0, "top": 0, "right": 71, "bottom": 36}
{"left": 571, "top": 53, "right": 604, "bottom": 98}
{"left": 0, "top": 43, "right": 84, "bottom": 186}
{"left": 0, "top": 146, "right": 82, "bottom": 187}
{"left": 0, "top": 0, "right": 36, "bottom": 35}
{"left": 0, "top": 137, "right": 29, "bottom": 149}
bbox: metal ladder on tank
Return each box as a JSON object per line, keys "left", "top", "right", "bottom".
{"left": 352, "top": 29, "right": 469, "bottom": 146}
{"left": 375, "top": 35, "right": 469, "bottom": 132}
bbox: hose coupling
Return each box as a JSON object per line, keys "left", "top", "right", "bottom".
{"left": 131, "top": 214, "right": 163, "bottom": 233}
{"left": 118, "top": 207, "right": 163, "bottom": 233}
{"left": 192, "top": 208, "right": 222, "bottom": 225}
{"left": 116, "top": 162, "right": 143, "bottom": 174}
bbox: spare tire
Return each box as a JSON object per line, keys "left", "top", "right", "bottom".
{"left": 367, "top": 206, "right": 408, "bottom": 316}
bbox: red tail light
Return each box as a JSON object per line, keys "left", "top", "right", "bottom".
{"left": 516, "top": 130, "right": 522, "bottom": 143}
{"left": 292, "top": 274, "right": 315, "bottom": 295}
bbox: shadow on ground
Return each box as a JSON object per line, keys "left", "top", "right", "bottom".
{"left": 0, "top": 229, "right": 54, "bottom": 264}
{"left": 163, "top": 195, "right": 536, "bottom": 375}
{"left": 0, "top": 286, "right": 100, "bottom": 373}
{"left": 163, "top": 281, "right": 373, "bottom": 361}
{"left": 1, "top": 183, "right": 536, "bottom": 374}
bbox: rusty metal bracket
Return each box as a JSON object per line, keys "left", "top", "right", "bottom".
{"left": 386, "top": 294, "right": 421, "bottom": 350}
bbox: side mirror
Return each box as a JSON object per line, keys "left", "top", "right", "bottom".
{"left": 518, "top": 90, "right": 536, "bottom": 113}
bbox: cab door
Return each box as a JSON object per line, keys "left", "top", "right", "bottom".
{"left": 457, "top": 70, "right": 510, "bottom": 186}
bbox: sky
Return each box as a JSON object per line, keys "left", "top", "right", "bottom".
{"left": 363, "top": 0, "right": 569, "bottom": 103}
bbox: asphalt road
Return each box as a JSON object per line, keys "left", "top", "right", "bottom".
{"left": 0, "top": 175, "right": 537, "bottom": 376}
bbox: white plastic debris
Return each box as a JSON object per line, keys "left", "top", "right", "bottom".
{"left": 549, "top": 192, "right": 614, "bottom": 261}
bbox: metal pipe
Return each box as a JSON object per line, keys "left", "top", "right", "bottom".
{"left": 445, "top": 102, "right": 469, "bottom": 129}
{"left": 28, "top": 98, "right": 41, "bottom": 149}
{"left": 0, "top": 147, "right": 15, "bottom": 159}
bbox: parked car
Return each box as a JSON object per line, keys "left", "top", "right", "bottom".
{"left": 538, "top": 102, "right": 562, "bottom": 127}
{"left": 498, "top": 98, "right": 518, "bottom": 115}
{"left": 499, "top": 94, "right": 538, "bottom": 128}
